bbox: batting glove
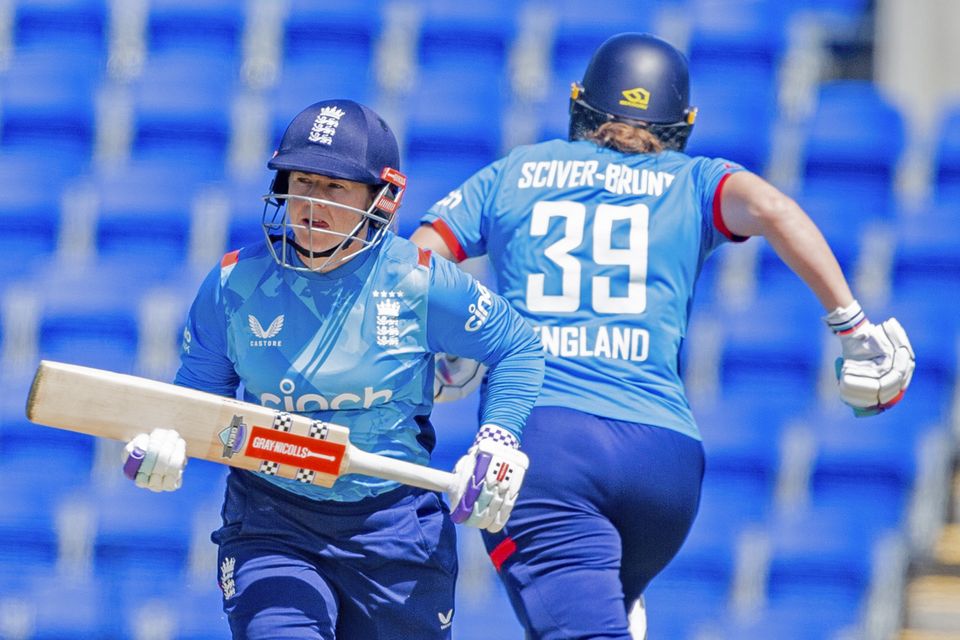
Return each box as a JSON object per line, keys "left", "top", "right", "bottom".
{"left": 121, "top": 428, "right": 187, "bottom": 492}
{"left": 434, "top": 353, "right": 487, "bottom": 403}
{"left": 448, "top": 424, "right": 528, "bottom": 533}
{"left": 826, "top": 300, "right": 916, "bottom": 417}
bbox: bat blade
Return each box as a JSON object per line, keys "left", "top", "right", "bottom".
{"left": 26, "top": 360, "right": 454, "bottom": 493}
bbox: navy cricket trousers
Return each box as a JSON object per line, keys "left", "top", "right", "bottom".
{"left": 212, "top": 471, "right": 458, "bottom": 640}
{"left": 482, "top": 405, "right": 705, "bottom": 640}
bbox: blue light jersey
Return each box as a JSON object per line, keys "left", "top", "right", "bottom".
{"left": 175, "top": 233, "right": 542, "bottom": 502}
{"left": 421, "top": 139, "right": 745, "bottom": 440}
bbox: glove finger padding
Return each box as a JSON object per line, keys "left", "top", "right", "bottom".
{"left": 122, "top": 428, "right": 187, "bottom": 492}
{"left": 448, "top": 428, "right": 528, "bottom": 533}
{"left": 836, "top": 317, "right": 915, "bottom": 416}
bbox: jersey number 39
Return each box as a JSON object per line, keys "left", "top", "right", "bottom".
{"left": 526, "top": 201, "right": 649, "bottom": 314}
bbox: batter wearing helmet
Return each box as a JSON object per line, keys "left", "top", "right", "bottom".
{"left": 412, "top": 33, "right": 915, "bottom": 639}
{"left": 119, "top": 99, "right": 544, "bottom": 639}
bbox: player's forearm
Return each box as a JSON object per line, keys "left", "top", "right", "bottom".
{"left": 760, "top": 205, "right": 855, "bottom": 311}
{"left": 410, "top": 224, "right": 457, "bottom": 261}
{"left": 720, "top": 172, "right": 854, "bottom": 311}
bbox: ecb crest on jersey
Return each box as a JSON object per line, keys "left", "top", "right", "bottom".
{"left": 372, "top": 289, "right": 404, "bottom": 347}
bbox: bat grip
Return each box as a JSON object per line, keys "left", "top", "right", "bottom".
{"left": 346, "top": 447, "right": 457, "bottom": 494}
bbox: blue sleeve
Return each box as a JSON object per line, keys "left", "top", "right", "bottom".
{"left": 173, "top": 264, "right": 240, "bottom": 397}
{"left": 419, "top": 156, "right": 509, "bottom": 259}
{"left": 695, "top": 156, "right": 748, "bottom": 254}
{"left": 425, "top": 254, "right": 544, "bottom": 441}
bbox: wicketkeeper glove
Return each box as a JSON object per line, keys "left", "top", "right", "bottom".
{"left": 448, "top": 424, "right": 528, "bottom": 533}
{"left": 826, "top": 300, "right": 916, "bottom": 417}
{"left": 121, "top": 428, "right": 187, "bottom": 492}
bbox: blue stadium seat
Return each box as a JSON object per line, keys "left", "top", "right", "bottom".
{"left": 405, "top": 65, "right": 505, "bottom": 160}
{"left": 282, "top": 0, "right": 382, "bottom": 73}
{"left": 0, "top": 472, "right": 65, "bottom": 572}
{"left": 756, "top": 190, "right": 872, "bottom": 293}
{"left": 146, "top": 0, "right": 244, "bottom": 60}
{"left": 90, "top": 161, "right": 205, "bottom": 267}
{"left": 715, "top": 292, "right": 825, "bottom": 398}
{"left": 695, "top": 398, "right": 796, "bottom": 513}
{"left": 933, "top": 104, "right": 960, "bottom": 204}
{"left": 687, "top": 0, "right": 791, "bottom": 86}
{"left": 801, "top": 406, "right": 926, "bottom": 529}
{"left": 417, "top": 2, "right": 516, "bottom": 79}
{"left": 113, "top": 579, "right": 231, "bottom": 640}
{"left": 695, "top": 599, "right": 860, "bottom": 640}
{"left": 550, "top": 0, "right": 662, "bottom": 89}
{"left": 685, "top": 71, "right": 777, "bottom": 174}
{"left": 0, "top": 49, "right": 101, "bottom": 159}
{"left": 128, "top": 53, "right": 239, "bottom": 169}
{"left": 761, "top": 507, "right": 881, "bottom": 633}
{"left": 17, "top": 570, "right": 112, "bottom": 638}
{"left": 37, "top": 293, "right": 141, "bottom": 373}
{"left": 11, "top": 0, "right": 107, "bottom": 59}
{"left": 645, "top": 503, "right": 746, "bottom": 639}
{"left": 92, "top": 481, "right": 197, "bottom": 578}
{"left": 0, "top": 149, "right": 87, "bottom": 276}
{"left": 791, "top": 0, "right": 872, "bottom": 33}
{"left": 801, "top": 81, "right": 905, "bottom": 216}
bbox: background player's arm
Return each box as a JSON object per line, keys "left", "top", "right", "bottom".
{"left": 410, "top": 225, "right": 457, "bottom": 262}
{"left": 717, "top": 171, "right": 914, "bottom": 415}
{"left": 717, "top": 171, "right": 854, "bottom": 311}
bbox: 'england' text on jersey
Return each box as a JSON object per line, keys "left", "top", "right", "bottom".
{"left": 516, "top": 161, "right": 676, "bottom": 196}
{"left": 533, "top": 325, "right": 650, "bottom": 362}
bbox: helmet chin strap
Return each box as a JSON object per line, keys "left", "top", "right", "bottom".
{"left": 290, "top": 239, "right": 339, "bottom": 259}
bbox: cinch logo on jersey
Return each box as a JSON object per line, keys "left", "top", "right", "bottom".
{"left": 533, "top": 325, "right": 650, "bottom": 362}
{"left": 517, "top": 161, "right": 675, "bottom": 196}
{"left": 249, "top": 314, "right": 284, "bottom": 347}
{"left": 308, "top": 106, "right": 345, "bottom": 145}
{"left": 465, "top": 283, "right": 493, "bottom": 332}
{"left": 260, "top": 378, "right": 393, "bottom": 411}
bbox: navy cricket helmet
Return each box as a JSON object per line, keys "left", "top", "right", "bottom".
{"left": 268, "top": 98, "right": 401, "bottom": 194}
{"left": 262, "top": 99, "right": 407, "bottom": 272}
{"left": 569, "top": 33, "right": 698, "bottom": 151}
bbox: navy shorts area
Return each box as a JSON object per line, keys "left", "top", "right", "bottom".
{"left": 482, "top": 405, "right": 705, "bottom": 640}
{"left": 212, "top": 471, "right": 458, "bottom": 640}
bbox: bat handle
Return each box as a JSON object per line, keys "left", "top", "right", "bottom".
{"left": 346, "top": 447, "right": 457, "bottom": 494}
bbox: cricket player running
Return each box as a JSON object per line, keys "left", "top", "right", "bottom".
{"left": 120, "top": 99, "right": 544, "bottom": 639}
{"left": 411, "top": 33, "right": 916, "bottom": 640}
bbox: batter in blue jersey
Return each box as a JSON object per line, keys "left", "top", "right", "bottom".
{"left": 413, "top": 34, "right": 914, "bottom": 640}
{"left": 120, "top": 99, "right": 544, "bottom": 640}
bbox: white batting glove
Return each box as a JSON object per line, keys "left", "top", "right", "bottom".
{"left": 121, "top": 428, "right": 187, "bottom": 492}
{"left": 434, "top": 353, "right": 488, "bottom": 403}
{"left": 826, "top": 300, "right": 916, "bottom": 417}
{"left": 448, "top": 424, "right": 528, "bottom": 533}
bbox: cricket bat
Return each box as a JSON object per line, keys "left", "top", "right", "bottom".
{"left": 26, "top": 360, "right": 457, "bottom": 493}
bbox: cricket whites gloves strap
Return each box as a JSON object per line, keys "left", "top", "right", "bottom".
{"left": 122, "top": 428, "right": 187, "bottom": 492}
{"left": 448, "top": 424, "right": 528, "bottom": 533}
{"left": 825, "top": 300, "right": 916, "bottom": 417}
